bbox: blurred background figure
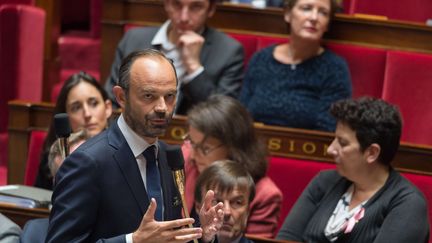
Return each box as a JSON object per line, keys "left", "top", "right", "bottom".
{"left": 35, "top": 71, "right": 112, "bottom": 190}
{"left": 277, "top": 97, "right": 429, "bottom": 242}
{"left": 194, "top": 160, "right": 255, "bottom": 243}
{"left": 240, "top": 0, "right": 351, "bottom": 132}
{"left": 47, "top": 130, "right": 90, "bottom": 184}
{"left": 183, "top": 95, "right": 282, "bottom": 237}
{"left": 0, "top": 213, "right": 21, "bottom": 243}
{"left": 20, "top": 130, "right": 89, "bottom": 243}
{"left": 104, "top": 0, "right": 244, "bottom": 114}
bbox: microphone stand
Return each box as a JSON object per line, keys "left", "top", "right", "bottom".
{"left": 172, "top": 170, "right": 199, "bottom": 243}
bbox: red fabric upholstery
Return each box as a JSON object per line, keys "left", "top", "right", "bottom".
{"left": 349, "top": 0, "right": 432, "bottom": 23}
{"left": 267, "top": 156, "right": 335, "bottom": 231}
{"left": 0, "top": 131, "right": 7, "bottom": 185}
{"left": 0, "top": 0, "right": 33, "bottom": 4}
{"left": 227, "top": 32, "right": 258, "bottom": 67}
{"left": 256, "top": 35, "right": 286, "bottom": 50}
{"left": 24, "top": 130, "right": 47, "bottom": 186}
{"left": 402, "top": 172, "right": 432, "bottom": 243}
{"left": 0, "top": 4, "right": 45, "bottom": 132}
{"left": 61, "top": 0, "right": 101, "bottom": 38}
{"left": 382, "top": 50, "right": 432, "bottom": 146}
{"left": 326, "top": 42, "right": 386, "bottom": 98}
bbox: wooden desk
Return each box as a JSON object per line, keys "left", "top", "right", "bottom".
{"left": 101, "top": 0, "right": 432, "bottom": 82}
{"left": 7, "top": 100, "right": 432, "bottom": 185}
{"left": 246, "top": 234, "right": 299, "bottom": 243}
{"left": 0, "top": 203, "right": 49, "bottom": 227}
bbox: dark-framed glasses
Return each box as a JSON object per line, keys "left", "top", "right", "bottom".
{"left": 182, "top": 133, "right": 223, "bottom": 156}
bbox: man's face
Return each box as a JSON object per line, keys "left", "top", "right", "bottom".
{"left": 118, "top": 57, "right": 177, "bottom": 143}
{"left": 164, "top": 0, "right": 215, "bottom": 35}
{"left": 211, "top": 186, "right": 250, "bottom": 243}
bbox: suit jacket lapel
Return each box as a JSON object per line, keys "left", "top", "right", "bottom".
{"left": 109, "top": 121, "right": 149, "bottom": 215}
{"left": 200, "top": 27, "right": 213, "bottom": 65}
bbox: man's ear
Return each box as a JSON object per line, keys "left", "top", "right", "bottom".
{"left": 207, "top": 2, "right": 216, "bottom": 18}
{"left": 365, "top": 143, "right": 381, "bottom": 164}
{"left": 113, "top": 86, "right": 126, "bottom": 109}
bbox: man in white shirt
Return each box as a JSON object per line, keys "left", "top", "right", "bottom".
{"left": 47, "top": 49, "right": 224, "bottom": 243}
{"left": 105, "top": 0, "right": 244, "bottom": 114}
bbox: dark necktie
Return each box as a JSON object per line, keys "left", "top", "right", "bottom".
{"left": 143, "top": 145, "right": 163, "bottom": 221}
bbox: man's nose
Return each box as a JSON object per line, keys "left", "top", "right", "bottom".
{"left": 180, "top": 7, "right": 189, "bottom": 22}
{"left": 154, "top": 97, "right": 168, "bottom": 113}
{"left": 223, "top": 201, "right": 232, "bottom": 218}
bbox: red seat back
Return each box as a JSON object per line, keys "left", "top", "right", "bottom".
{"left": 326, "top": 42, "right": 386, "bottom": 98}
{"left": 227, "top": 32, "right": 258, "bottom": 68}
{"left": 0, "top": 4, "right": 45, "bottom": 132}
{"left": 402, "top": 172, "right": 432, "bottom": 243}
{"left": 256, "top": 35, "right": 286, "bottom": 50}
{"left": 267, "top": 157, "right": 335, "bottom": 231}
{"left": 24, "top": 130, "right": 47, "bottom": 186}
{"left": 382, "top": 50, "right": 432, "bottom": 146}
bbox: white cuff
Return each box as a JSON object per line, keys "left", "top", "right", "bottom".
{"left": 126, "top": 233, "right": 133, "bottom": 243}
{"left": 183, "top": 66, "right": 204, "bottom": 84}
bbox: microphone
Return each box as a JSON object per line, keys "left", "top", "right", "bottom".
{"left": 54, "top": 113, "right": 71, "bottom": 159}
{"left": 166, "top": 146, "right": 198, "bottom": 243}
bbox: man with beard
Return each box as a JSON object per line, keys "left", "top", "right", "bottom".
{"left": 46, "top": 49, "right": 224, "bottom": 243}
{"left": 194, "top": 160, "right": 255, "bottom": 243}
{"left": 104, "top": 0, "right": 244, "bottom": 114}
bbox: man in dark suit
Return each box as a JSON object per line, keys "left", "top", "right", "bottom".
{"left": 46, "top": 49, "right": 224, "bottom": 243}
{"left": 104, "top": 0, "right": 244, "bottom": 114}
{"left": 194, "top": 160, "right": 256, "bottom": 243}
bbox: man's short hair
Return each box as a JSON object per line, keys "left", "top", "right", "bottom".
{"left": 117, "top": 49, "right": 178, "bottom": 92}
{"left": 48, "top": 130, "right": 90, "bottom": 177}
{"left": 194, "top": 160, "right": 256, "bottom": 205}
{"left": 330, "top": 97, "right": 402, "bottom": 166}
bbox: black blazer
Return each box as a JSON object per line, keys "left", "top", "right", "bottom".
{"left": 46, "top": 121, "right": 182, "bottom": 242}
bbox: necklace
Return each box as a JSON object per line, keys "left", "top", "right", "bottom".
{"left": 290, "top": 64, "right": 297, "bottom": 70}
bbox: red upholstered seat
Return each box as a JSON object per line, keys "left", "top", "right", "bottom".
{"left": 227, "top": 32, "right": 258, "bottom": 68}
{"left": 349, "top": 0, "right": 432, "bottom": 23}
{"left": 267, "top": 156, "right": 335, "bottom": 231}
{"left": 0, "top": 0, "right": 33, "bottom": 4}
{"left": 256, "top": 35, "right": 286, "bottom": 50}
{"left": 0, "top": 4, "right": 45, "bottom": 133}
{"left": 24, "top": 130, "right": 47, "bottom": 186}
{"left": 326, "top": 42, "right": 386, "bottom": 98}
{"left": 402, "top": 172, "right": 432, "bottom": 243}
{"left": 0, "top": 132, "right": 8, "bottom": 185}
{"left": 382, "top": 50, "right": 432, "bottom": 146}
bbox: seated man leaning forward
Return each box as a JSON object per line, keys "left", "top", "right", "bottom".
{"left": 277, "top": 97, "right": 430, "bottom": 243}
{"left": 105, "top": 0, "right": 244, "bottom": 114}
{"left": 194, "top": 160, "right": 255, "bottom": 243}
{"left": 46, "top": 49, "right": 224, "bottom": 243}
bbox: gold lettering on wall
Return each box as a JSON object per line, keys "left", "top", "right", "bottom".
{"left": 268, "top": 138, "right": 282, "bottom": 151}
{"left": 288, "top": 140, "right": 295, "bottom": 152}
{"left": 302, "top": 142, "right": 316, "bottom": 154}
{"left": 323, "top": 144, "right": 329, "bottom": 156}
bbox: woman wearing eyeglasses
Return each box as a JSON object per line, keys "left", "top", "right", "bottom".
{"left": 182, "top": 95, "right": 282, "bottom": 238}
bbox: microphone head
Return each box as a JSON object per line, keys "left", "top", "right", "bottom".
{"left": 166, "top": 146, "right": 185, "bottom": 171}
{"left": 54, "top": 113, "right": 71, "bottom": 138}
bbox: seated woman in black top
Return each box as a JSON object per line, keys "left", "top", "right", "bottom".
{"left": 277, "top": 97, "right": 429, "bottom": 242}
{"left": 34, "top": 72, "right": 113, "bottom": 189}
